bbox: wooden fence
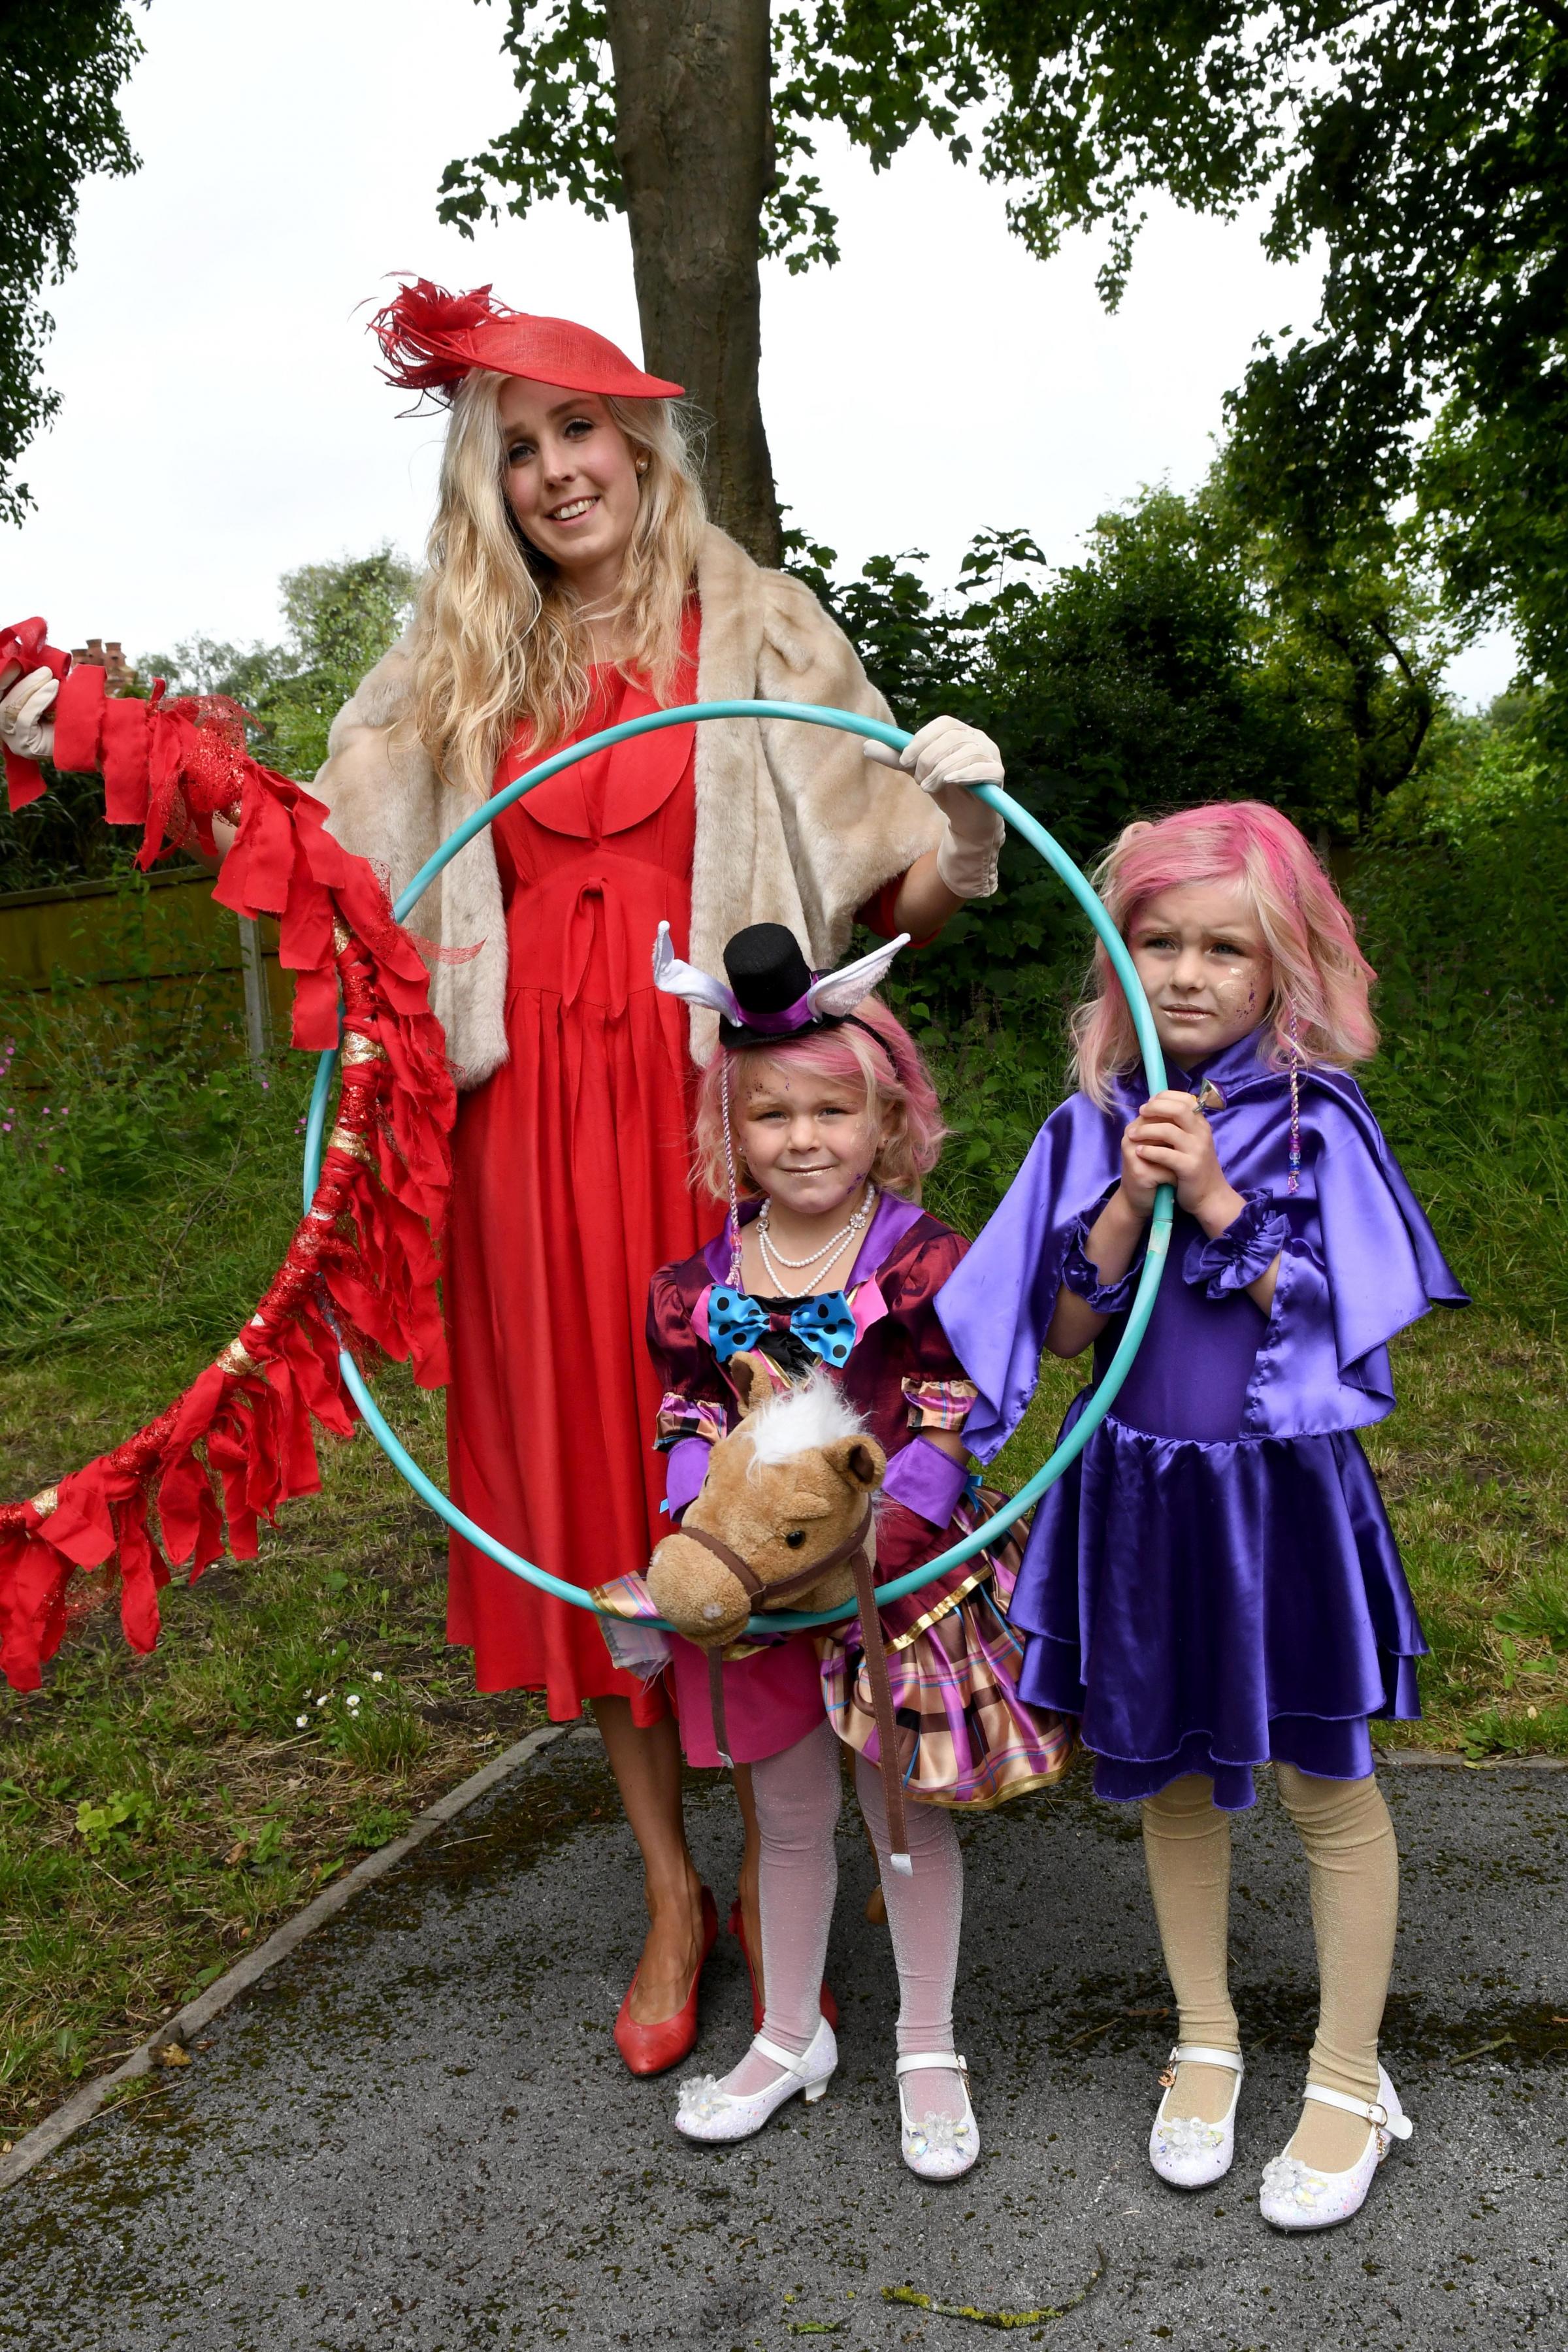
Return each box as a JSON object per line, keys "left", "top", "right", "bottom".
{"left": 0, "top": 867, "right": 287, "bottom": 1082}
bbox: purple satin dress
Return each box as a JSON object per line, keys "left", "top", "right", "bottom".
{"left": 935, "top": 1029, "right": 1468, "bottom": 1809}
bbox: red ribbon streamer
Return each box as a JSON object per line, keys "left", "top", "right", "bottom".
{"left": 0, "top": 617, "right": 459, "bottom": 1690}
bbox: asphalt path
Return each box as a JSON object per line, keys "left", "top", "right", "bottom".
{"left": 2, "top": 1734, "right": 1563, "bottom": 2351}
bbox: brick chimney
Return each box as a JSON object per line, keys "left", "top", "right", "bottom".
{"left": 69, "top": 638, "right": 138, "bottom": 693}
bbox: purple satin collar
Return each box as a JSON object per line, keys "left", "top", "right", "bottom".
{"left": 845, "top": 1188, "right": 923, "bottom": 1286}
{"left": 699, "top": 1187, "right": 923, "bottom": 1291}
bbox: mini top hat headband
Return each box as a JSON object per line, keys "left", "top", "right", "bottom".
{"left": 370, "top": 278, "right": 684, "bottom": 406}
{"left": 653, "top": 921, "right": 910, "bottom": 1051}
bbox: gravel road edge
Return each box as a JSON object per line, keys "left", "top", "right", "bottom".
{"left": 0, "top": 1720, "right": 572, "bottom": 2195}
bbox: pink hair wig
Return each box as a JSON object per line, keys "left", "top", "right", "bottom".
{"left": 1072, "top": 802, "right": 1379, "bottom": 1105}
{"left": 693, "top": 996, "right": 946, "bottom": 1202}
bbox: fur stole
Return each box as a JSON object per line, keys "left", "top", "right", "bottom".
{"left": 310, "top": 525, "right": 943, "bottom": 1085}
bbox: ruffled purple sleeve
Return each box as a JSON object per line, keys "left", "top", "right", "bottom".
{"left": 645, "top": 1262, "right": 732, "bottom": 1517}
{"left": 1060, "top": 1185, "right": 1145, "bottom": 1313}
{"left": 1184, "top": 1195, "right": 1288, "bottom": 1299}
{"left": 934, "top": 1098, "right": 1122, "bottom": 1463}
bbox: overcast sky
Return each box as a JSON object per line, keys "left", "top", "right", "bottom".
{"left": 3, "top": 0, "right": 1511, "bottom": 704}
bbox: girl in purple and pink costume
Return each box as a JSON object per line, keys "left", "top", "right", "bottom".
{"left": 936, "top": 803, "right": 1466, "bottom": 2233}
{"left": 621, "top": 919, "right": 1071, "bottom": 2179}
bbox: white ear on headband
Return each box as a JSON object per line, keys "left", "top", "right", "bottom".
{"left": 806, "top": 933, "right": 911, "bottom": 1019}
{"left": 651, "top": 921, "right": 741, "bottom": 1021}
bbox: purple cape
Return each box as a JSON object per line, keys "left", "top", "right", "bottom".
{"left": 936, "top": 1029, "right": 1467, "bottom": 1808}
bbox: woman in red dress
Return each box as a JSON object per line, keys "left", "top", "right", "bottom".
{"left": 303, "top": 282, "right": 1012, "bottom": 2071}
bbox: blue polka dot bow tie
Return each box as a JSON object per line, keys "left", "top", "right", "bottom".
{"left": 708, "top": 1287, "right": 857, "bottom": 1368}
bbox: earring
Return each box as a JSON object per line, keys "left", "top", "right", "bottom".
{"left": 635, "top": 455, "right": 649, "bottom": 477}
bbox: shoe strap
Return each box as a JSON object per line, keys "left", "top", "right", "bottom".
{"left": 1302, "top": 2080, "right": 1412, "bottom": 2138}
{"left": 896, "top": 2051, "right": 968, "bottom": 2078}
{"left": 1167, "top": 2044, "right": 1243, "bottom": 2074}
{"left": 751, "top": 2033, "right": 817, "bottom": 2080}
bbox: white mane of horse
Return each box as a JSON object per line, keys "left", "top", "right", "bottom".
{"left": 745, "top": 1372, "right": 866, "bottom": 1469}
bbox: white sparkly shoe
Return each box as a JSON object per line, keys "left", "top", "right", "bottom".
{"left": 1259, "top": 2066, "right": 1412, "bottom": 2231}
{"left": 674, "top": 2019, "right": 836, "bottom": 2144}
{"left": 896, "top": 2052, "right": 979, "bottom": 2181}
{"left": 1148, "top": 2044, "right": 1244, "bottom": 2188}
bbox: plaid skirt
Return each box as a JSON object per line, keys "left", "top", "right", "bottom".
{"left": 821, "top": 1489, "right": 1077, "bottom": 1808}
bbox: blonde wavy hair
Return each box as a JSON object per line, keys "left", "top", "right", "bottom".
{"left": 408, "top": 369, "right": 707, "bottom": 800}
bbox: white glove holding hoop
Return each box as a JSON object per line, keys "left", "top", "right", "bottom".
{"left": 0, "top": 667, "right": 60, "bottom": 765}
{"left": 864, "top": 714, "right": 1005, "bottom": 899}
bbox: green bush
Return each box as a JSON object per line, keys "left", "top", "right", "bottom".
{"left": 1345, "top": 798, "right": 1568, "bottom": 1325}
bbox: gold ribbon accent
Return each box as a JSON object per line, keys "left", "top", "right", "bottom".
{"left": 879, "top": 1558, "right": 995, "bottom": 1654}
{"left": 326, "top": 1123, "right": 374, "bottom": 1166}
{"left": 340, "top": 1030, "right": 388, "bottom": 1067}
{"left": 332, "top": 917, "right": 351, "bottom": 955}
{"left": 29, "top": 1485, "right": 59, "bottom": 1520}
{"left": 217, "top": 1338, "right": 259, "bottom": 1378}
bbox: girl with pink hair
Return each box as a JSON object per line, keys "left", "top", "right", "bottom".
{"left": 615, "top": 921, "right": 1072, "bottom": 2178}
{"left": 937, "top": 801, "right": 1467, "bottom": 2232}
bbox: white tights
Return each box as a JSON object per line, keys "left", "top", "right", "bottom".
{"left": 715, "top": 1721, "right": 969, "bottom": 2125}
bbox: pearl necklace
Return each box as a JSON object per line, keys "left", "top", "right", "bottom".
{"left": 756, "top": 1183, "right": 876, "bottom": 1289}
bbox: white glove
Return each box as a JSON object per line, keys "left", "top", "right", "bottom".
{"left": 0, "top": 667, "right": 59, "bottom": 764}
{"left": 865, "top": 714, "right": 1005, "bottom": 898}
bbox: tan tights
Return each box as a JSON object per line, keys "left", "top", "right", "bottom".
{"left": 1140, "top": 1765, "right": 1399, "bottom": 2172}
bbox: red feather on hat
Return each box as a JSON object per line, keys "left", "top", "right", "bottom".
{"left": 370, "top": 278, "right": 512, "bottom": 395}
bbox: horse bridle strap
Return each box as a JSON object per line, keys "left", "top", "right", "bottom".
{"left": 678, "top": 1505, "right": 875, "bottom": 1609}
{"left": 683, "top": 1503, "right": 909, "bottom": 1870}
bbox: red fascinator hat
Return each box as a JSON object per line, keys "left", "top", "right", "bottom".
{"left": 370, "top": 278, "right": 683, "bottom": 404}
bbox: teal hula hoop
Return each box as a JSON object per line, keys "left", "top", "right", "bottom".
{"left": 301, "top": 701, "right": 1173, "bottom": 1633}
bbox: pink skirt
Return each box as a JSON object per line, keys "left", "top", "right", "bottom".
{"left": 667, "top": 1631, "right": 825, "bottom": 1768}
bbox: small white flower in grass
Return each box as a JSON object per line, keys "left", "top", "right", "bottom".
{"left": 295, "top": 1715, "right": 309, "bottom": 1729}
{"left": 316, "top": 1694, "right": 329, "bottom": 1708}
{"left": 371, "top": 1672, "right": 384, "bottom": 1684}
{"left": 347, "top": 1691, "right": 359, "bottom": 1704}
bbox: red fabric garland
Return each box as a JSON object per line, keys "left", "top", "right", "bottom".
{"left": 0, "top": 616, "right": 72, "bottom": 811}
{"left": 0, "top": 626, "right": 459, "bottom": 1691}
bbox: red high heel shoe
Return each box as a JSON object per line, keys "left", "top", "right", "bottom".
{"left": 613, "top": 1886, "right": 718, "bottom": 2077}
{"left": 728, "top": 1898, "right": 838, "bottom": 2031}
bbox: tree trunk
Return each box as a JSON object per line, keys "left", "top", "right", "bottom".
{"left": 606, "top": 0, "right": 781, "bottom": 565}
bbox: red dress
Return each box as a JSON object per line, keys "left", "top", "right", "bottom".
{"left": 444, "top": 623, "right": 715, "bottom": 1716}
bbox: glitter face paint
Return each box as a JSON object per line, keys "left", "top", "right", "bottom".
{"left": 1126, "top": 881, "right": 1275, "bottom": 1071}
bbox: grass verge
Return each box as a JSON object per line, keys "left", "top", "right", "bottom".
{"left": 0, "top": 1356, "right": 544, "bottom": 2146}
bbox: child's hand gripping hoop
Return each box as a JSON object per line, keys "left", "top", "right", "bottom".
{"left": 301, "top": 702, "right": 1175, "bottom": 1635}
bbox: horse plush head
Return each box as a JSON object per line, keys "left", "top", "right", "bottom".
{"left": 647, "top": 1356, "right": 885, "bottom": 1650}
